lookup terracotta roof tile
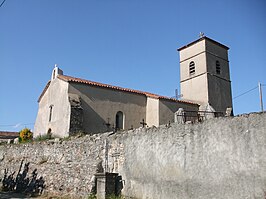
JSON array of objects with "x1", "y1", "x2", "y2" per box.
[
  {"x1": 37, "y1": 74, "x2": 198, "y2": 106},
  {"x1": 58, "y1": 75, "x2": 198, "y2": 105},
  {"x1": 38, "y1": 81, "x2": 51, "y2": 102},
  {"x1": 0, "y1": 131, "x2": 19, "y2": 139}
]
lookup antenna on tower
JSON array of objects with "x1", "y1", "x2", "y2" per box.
[
  {"x1": 174, "y1": 88, "x2": 183, "y2": 99},
  {"x1": 259, "y1": 82, "x2": 264, "y2": 112},
  {"x1": 175, "y1": 88, "x2": 178, "y2": 99}
]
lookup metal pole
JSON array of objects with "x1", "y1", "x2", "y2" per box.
[{"x1": 259, "y1": 82, "x2": 264, "y2": 112}]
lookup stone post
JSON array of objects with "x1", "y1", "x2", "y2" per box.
[
  {"x1": 175, "y1": 108, "x2": 185, "y2": 124},
  {"x1": 95, "y1": 172, "x2": 118, "y2": 199}
]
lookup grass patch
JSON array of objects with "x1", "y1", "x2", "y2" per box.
[
  {"x1": 34, "y1": 134, "x2": 53, "y2": 142},
  {"x1": 88, "y1": 194, "x2": 124, "y2": 199},
  {"x1": 88, "y1": 194, "x2": 96, "y2": 199}
]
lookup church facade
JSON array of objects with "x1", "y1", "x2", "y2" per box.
[{"x1": 34, "y1": 36, "x2": 232, "y2": 138}]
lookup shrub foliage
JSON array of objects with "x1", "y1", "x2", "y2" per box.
[{"x1": 19, "y1": 128, "x2": 33, "y2": 142}]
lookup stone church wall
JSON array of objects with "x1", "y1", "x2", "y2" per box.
[
  {"x1": 1, "y1": 112, "x2": 266, "y2": 199},
  {"x1": 69, "y1": 93, "x2": 83, "y2": 134}
]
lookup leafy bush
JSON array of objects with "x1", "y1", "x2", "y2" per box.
[{"x1": 19, "y1": 128, "x2": 33, "y2": 143}]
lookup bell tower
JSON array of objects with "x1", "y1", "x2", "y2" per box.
[{"x1": 178, "y1": 36, "x2": 233, "y2": 113}]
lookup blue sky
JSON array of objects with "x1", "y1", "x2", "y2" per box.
[{"x1": 0, "y1": 0, "x2": 265, "y2": 132}]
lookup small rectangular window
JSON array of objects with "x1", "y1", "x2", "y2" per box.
[{"x1": 49, "y1": 105, "x2": 53, "y2": 122}]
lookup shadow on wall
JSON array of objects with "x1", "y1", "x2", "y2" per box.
[
  {"x1": 0, "y1": 160, "x2": 45, "y2": 197},
  {"x1": 115, "y1": 175, "x2": 124, "y2": 196},
  {"x1": 91, "y1": 173, "x2": 124, "y2": 198},
  {"x1": 81, "y1": 98, "x2": 110, "y2": 133},
  {"x1": 90, "y1": 161, "x2": 124, "y2": 197}
]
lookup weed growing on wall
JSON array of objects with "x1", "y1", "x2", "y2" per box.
[
  {"x1": 107, "y1": 194, "x2": 124, "y2": 199},
  {"x1": 88, "y1": 194, "x2": 125, "y2": 199},
  {"x1": 88, "y1": 194, "x2": 96, "y2": 199},
  {"x1": 19, "y1": 128, "x2": 33, "y2": 143},
  {"x1": 34, "y1": 134, "x2": 53, "y2": 141}
]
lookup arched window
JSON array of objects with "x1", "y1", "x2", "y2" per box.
[
  {"x1": 189, "y1": 61, "x2": 195, "y2": 75},
  {"x1": 216, "y1": 60, "x2": 221, "y2": 74},
  {"x1": 115, "y1": 111, "x2": 124, "y2": 130}
]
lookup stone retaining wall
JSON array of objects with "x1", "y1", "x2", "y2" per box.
[{"x1": 0, "y1": 112, "x2": 266, "y2": 199}]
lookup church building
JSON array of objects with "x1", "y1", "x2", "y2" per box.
[{"x1": 34, "y1": 36, "x2": 232, "y2": 138}]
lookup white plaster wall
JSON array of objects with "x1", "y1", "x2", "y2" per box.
[
  {"x1": 146, "y1": 97, "x2": 159, "y2": 127},
  {"x1": 207, "y1": 74, "x2": 233, "y2": 112},
  {"x1": 205, "y1": 39, "x2": 230, "y2": 82},
  {"x1": 179, "y1": 39, "x2": 208, "y2": 105},
  {"x1": 159, "y1": 99, "x2": 199, "y2": 125},
  {"x1": 206, "y1": 54, "x2": 230, "y2": 80},
  {"x1": 179, "y1": 39, "x2": 205, "y2": 62},
  {"x1": 116, "y1": 113, "x2": 266, "y2": 199},
  {"x1": 68, "y1": 83, "x2": 147, "y2": 133},
  {"x1": 205, "y1": 40, "x2": 232, "y2": 112},
  {"x1": 205, "y1": 39, "x2": 228, "y2": 60},
  {"x1": 180, "y1": 53, "x2": 207, "y2": 82},
  {"x1": 34, "y1": 79, "x2": 70, "y2": 138},
  {"x1": 180, "y1": 74, "x2": 209, "y2": 105}
]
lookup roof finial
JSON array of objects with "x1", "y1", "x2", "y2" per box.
[
  {"x1": 199, "y1": 32, "x2": 205, "y2": 38},
  {"x1": 54, "y1": 64, "x2": 58, "y2": 68}
]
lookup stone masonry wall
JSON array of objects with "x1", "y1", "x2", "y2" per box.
[{"x1": 0, "y1": 112, "x2": 266, "y2": 199}]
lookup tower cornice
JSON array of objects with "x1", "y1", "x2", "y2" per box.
[{"x1": 178, "y1": 36, "x2": 229, "y2": 51}]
